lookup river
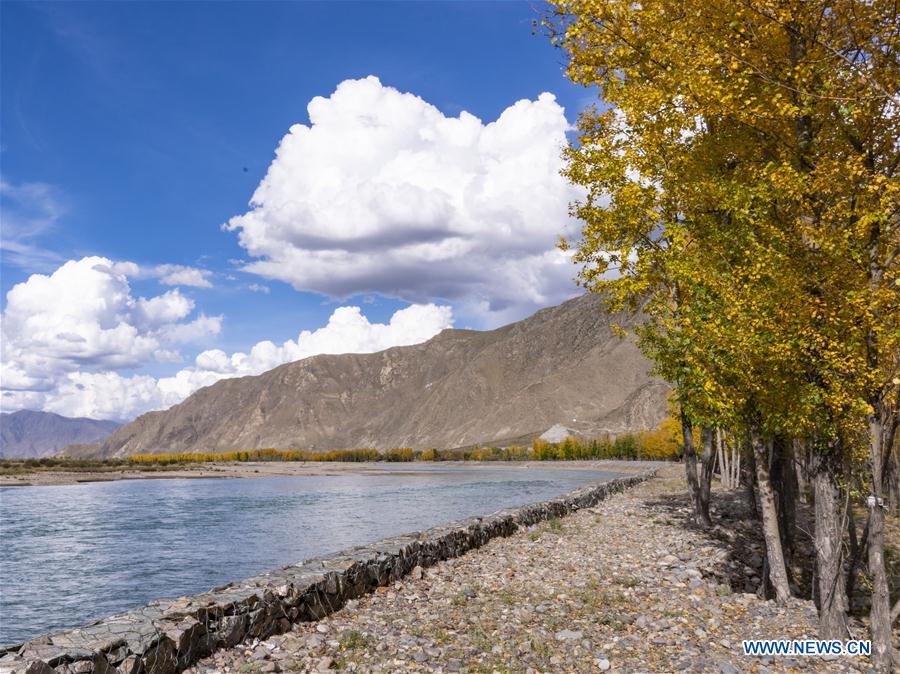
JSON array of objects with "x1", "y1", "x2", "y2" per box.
[{"x1": 0, "y1": 463, "x2": 623, "y2": 645}]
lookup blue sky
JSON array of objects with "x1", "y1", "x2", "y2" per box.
[{"x1": 1, "y1": 1, "x2": 594, "y2": 420}]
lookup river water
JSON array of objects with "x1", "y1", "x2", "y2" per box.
[{"x1": 0, "y1": 463, "x2": 622, "y2": 645}]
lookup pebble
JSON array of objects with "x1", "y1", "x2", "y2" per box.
[{"x1": 183, "y1": 465, "x2": 879, "y2": 674}]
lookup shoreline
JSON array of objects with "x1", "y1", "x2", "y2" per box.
[
  {"x1": 184, "y1": 464, "x2": 876, "y2": 674},
  {"x1": 4, "y1": 465, "x2": 893, "y2": 673},
  {"x1": 0, "y1": 459, "x2": 659, "y2": 488},
  {"x1": 1, "y1": 470, "x2": 654, "y2": 673}
]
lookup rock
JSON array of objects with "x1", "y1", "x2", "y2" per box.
[
  {"x1": 555, "y1": 630, "x2": 583, "y2": 641},
  {"x1": 305, "y1": 634, "x2": 325, "y2": 650},
  {"x1": 411, "y1": 566, "x2": 424, "y2": 580},
  {"x1": 540, "y1": 424, "x2": 574, "y2": 443},
  {"x1": 315, "y1": 656, "x2": 333, "y2": 672},
  {"x1": 24, "y1": 663, "x2": 55, "y2": 674},
  {"x1": 598, "y1": 658, "x2": 611, "y2": 671}
]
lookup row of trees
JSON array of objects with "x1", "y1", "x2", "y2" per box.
[
  {"x1": 545, "y1": 0, "x2": 897, "y2": 669},
  {"x1": 125, "y1": 429, "x2": 681, "y2": 465}
]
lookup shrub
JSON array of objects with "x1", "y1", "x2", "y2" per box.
[{"x1": 383, "y1": 447, "x2": 415, "y2": 462}]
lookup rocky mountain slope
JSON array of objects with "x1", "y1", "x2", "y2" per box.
[
  {"x1": 0, "y1": 410, "x2": 121, "y2": 459},
  {"x1": 97, "y1": 294, "x2": 669, "y2": 457}
]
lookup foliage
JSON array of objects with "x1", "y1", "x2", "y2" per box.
[
  {"x1": 544, "y1": 0, "x2": 898, "y2": 446},
  {"x1": 637, "y1": 415, "x2": 683, "y2": 460},
  {"x1": 127, "y1": 447, "x2": 382, "y2": 464},
  {"x1": 543, "y1": 0, "x2": 898, "y2": 662},
  {"x1": 122, "y1": 425, "x2": 680, "y2": 465}
]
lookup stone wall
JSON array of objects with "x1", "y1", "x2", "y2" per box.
[{"x1": 1, "y1": 471, "x2": 654, "y2": 674}]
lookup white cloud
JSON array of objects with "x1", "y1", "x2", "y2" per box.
[
  {"x1": 0, "y1": 257, "x2": 221, "y2": 397},
  {"x1": 0, "y1": 180, "x2": 66, "y2": 271},
  {"x1": 157, "y1": 314, "x2": 224, "y2": 344},
  {"x1": 153, "y1": 302, "x2": 453, "y2": 404},
  {"x1": 225, "y1": 76, "x2": 583, "y2": 326},
  {"x1": 134, "y1": 290, "x2": 194, "y2": 327},
  {"x1": 247, "y1": 283, "x2": 270, "y2": 294},
  {"x1": 112, "y1": 261, "x2": 214, "y2": 288},
  {"x1": 1, "y1": 278, "x2": 452, "y2": 421},
  {"x1": 9, "y1": 372, "x2": 169, "y2": 422},
  {"x1": 155, "y1": 265, "x2": 214, "y2": 288}
]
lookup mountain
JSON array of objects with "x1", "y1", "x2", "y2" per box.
[
  {"x1": 0, "y1": 410, "x2": 121, "y2": 459},
  {"x1": 97, "y1": 294, "x2": 669, "y2": 457}
]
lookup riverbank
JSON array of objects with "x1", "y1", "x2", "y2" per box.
[
  {"x1": 1, "y1": 470, "x2": 652, "y2": 673},
  {"x1": 0, "y1": 459, "x2": 656, "y2": 487},
  {"x1": 185, "y1": 464, "x2": 883, "y2": 674},
  {"x1": 6, "y1": 465, "x2": 893, "y2": 673}
]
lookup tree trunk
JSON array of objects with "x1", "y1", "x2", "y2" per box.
[
  {"x1": 772, "y1": 436, "x2": 797, "y2": 563},
  {"x1": 811, "y1": 449, "x2": 849, "y2": 640},
  {"x1": 745, "y1": 436, "x2": 759, "y2": 519},
  {"x1": 885, "y1": 446, "x2": 900, "y2": 516},
  {"x1": 867, "y1": 412, "x2": 894, "y2": 672},
  {"x1": 717, "y1": 428, "x2": 728, "y2": 487},
  {"x1": 681, "y1": 410, "x2": 711, "y2": 526},
  {"x1": 784, "y1": 440, "x2": 798, "y2": 556},
  {"x1": 862, "y1": 179, "x2": 898, "y2": 671},
  {"x1": 732, "y1": 433, "x2": 742, "y2": 489},
  {"x1": 750, "y1": 426, "x2": 792, "y2": 603},
  {"x1": 846, "y1": 508, "x2": 868, "y2": 604},
  {"x1": 793, "y1": 438, "x2": 809, "y2": 504},
  {"x1": 699, "y1": 426, "x2": 715, "y2": 525}
]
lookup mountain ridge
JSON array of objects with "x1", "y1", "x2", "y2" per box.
[
  {"x1": 96, "y1": 294, "x2": 669, "y2": 457},
  {"x1": 1, "y1": 410, "x2": 121, "y2": 459}
]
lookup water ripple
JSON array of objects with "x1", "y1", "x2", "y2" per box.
[{"x1": 0, "y1": 464, "x2": 618, "y2": 644}]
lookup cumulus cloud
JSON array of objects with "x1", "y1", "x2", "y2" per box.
[
  {"x1": 225, "y1": 76, "x2": 584, "y2": 326},
  {"x1": 1, "y1": 263, "x2": 453, "y2": 420},
  {"x1": 152, "y1": 302, "x2": 453, "y2": 405},
  {"x1": 7, "y1": 372, "x2": 169, "y2": 422},
  {"x1": 0, "y1": 257, "x2": 222, "y2": 396}
]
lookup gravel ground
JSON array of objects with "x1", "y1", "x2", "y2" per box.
[{"x1": 186, "y1": 465, "x2": 881, "y2": 674}]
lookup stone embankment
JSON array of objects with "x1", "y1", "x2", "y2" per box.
[
  {"x1": 1, "y1": 473, "x2": 652, "y2": 674},
  {"x1": 184, "y1": 466, "x2": 876, "y2": 674}
]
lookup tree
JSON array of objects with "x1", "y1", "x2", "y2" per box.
[{"x1": 545, "y1": 0, "x2": 898, "y2": 666}]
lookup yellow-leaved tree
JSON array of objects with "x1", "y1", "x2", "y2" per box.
[{"x1": 544, "y1": 0, "x2": 898, "y2": 667}]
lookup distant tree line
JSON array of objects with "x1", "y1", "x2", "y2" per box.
[{"x1": 125, "y1": 428, "x2": 682, "y2": 465}]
